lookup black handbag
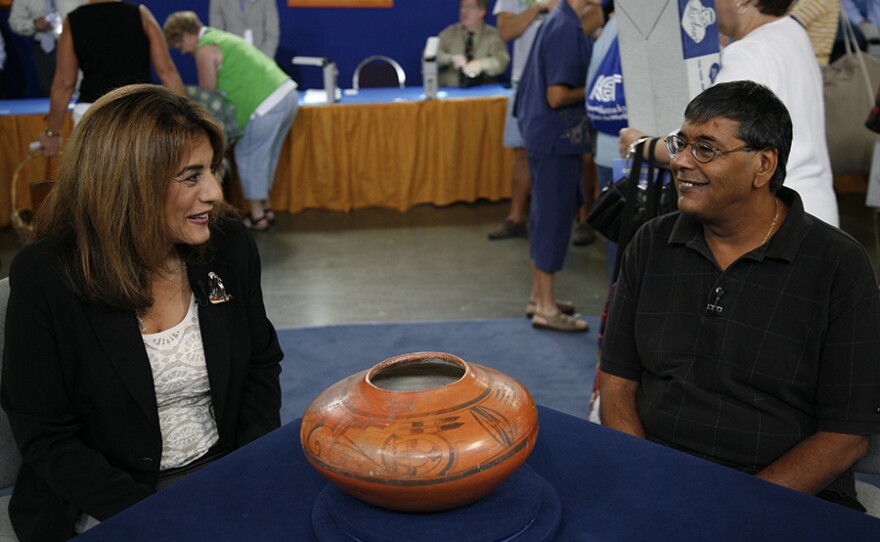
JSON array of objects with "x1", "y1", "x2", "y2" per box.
[{"x1": 587, "y1": 138, "x2": 677, "y2": 275}]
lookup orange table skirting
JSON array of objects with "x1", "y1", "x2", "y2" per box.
[{"x1": 0, "y1": 95, "x2": 513, "y2": 229}]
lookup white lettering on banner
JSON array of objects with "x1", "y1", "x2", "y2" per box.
[
  {"x1": 586, "y1": 103, "x2": 626, "y2": 120},
  {"x1": 589, "y1": 74, "x2": 623, "y2": 102}
]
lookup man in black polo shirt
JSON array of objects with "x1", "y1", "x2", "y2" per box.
[{"x1": 599, "y1": 80, "x2": 880, "y2": 511}]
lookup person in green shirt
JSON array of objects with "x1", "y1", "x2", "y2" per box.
[{"x1": 165, "y1": 11, "x2": 298, "y2": 231}]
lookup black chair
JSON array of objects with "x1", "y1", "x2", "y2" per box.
[
  {"x1": 352, "y1": 55, "x2": 406, "y2": 91},
  {"x1": 0, "y1": 277, "x2": 22, "y2": 541}
]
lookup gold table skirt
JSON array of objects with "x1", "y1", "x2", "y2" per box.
[{"x1": 0, "y1": 95, "x2": 514, "y2": 228}]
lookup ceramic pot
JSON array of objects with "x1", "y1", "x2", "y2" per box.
[{"x1": 300, "y1": 351, "x2": 539, "y2": 512}]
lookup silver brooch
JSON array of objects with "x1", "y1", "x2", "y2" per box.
[{"x1": 208, "y1": 272, "x2": 232, "y2": 304}]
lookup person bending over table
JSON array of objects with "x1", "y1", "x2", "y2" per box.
[
  {"x1": 437, "y1": 0, "x2": 511, "y2": 88},
  {"x1": 164, "y1": 10, "x2": 299, "y2": 232},
  {"x1": 599, "y1": 81, "x2": 880, "y2": 512},
  {"x1": 0, "y1": 84, "x2": 284, "y2": 542},
  {"x1": 38, "y1": 0, "x2": 185, "y2": 156}
]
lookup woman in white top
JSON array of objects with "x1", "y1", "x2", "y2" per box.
[{"x1": 1, "y1": 85, "x2": 283, "y2": 542}]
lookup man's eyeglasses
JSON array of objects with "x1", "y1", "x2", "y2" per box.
[{"x1": 665, "y1": 133, "x2": 754, "y2": 164}]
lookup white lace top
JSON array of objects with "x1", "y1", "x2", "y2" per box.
[{"x1": 142, "y1": 294, "x2": 219, "y2": 470}]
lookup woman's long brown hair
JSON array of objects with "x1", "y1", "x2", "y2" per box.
[{"x1": 33, "y1": 84, "x2": 226, "y2": 311}]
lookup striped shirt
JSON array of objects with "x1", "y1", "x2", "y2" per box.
[{"x1": 791, "y1": 0, "x2": 841, "y2": 65}]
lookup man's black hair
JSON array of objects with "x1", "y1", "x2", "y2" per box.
[{"x1": 683, "y1": 80, "x2": 792, "y2": 193}]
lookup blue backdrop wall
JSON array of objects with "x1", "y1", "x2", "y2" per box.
[{"x1": 1, "y1": 0, "x2": 503, "y2": 99}]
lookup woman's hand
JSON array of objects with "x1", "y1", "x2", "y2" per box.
[{"x1": 39, "y1": 131, "x2": 62, "y2": 156}]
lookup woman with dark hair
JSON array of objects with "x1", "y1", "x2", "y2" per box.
[{"x1": 1, "y1": 84, "x2": 283, "y2": 542}]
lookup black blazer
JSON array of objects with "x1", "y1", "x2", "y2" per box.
[{"x1": 0, "y1": 218, "x2": 283, "y2": 542}]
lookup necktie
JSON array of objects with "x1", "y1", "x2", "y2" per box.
[
  {"x1": 39, "y1": 0, "x2": 57, "y2": 54},
  {"x1": 465, "y1": 32, "x2": 474, "y2": 61}
]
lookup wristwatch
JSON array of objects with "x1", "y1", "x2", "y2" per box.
[{"x1": 626, "y1": 136, "x2": 652, "y2": 158}]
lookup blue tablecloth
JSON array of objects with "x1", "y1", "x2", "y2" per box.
[
  {"x1": 74, "y1": 406, "x2": 880, "y2": 541},
  {"x1": 0, "y1": 98, "x2": 59, "y2": 116},
  {"x1": 328, "y1": 84, "x2": 511, "y2": 105},
  {"x1": 0, "y1": 85, "x2": 511, "y2": 116}
]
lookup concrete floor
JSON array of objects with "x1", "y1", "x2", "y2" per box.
[
  {"x1": 0, "y1": 193, "x2": 876, "y2": 329},
  {"x1": 254, "y1": 200, "x2": 611, "y2": 328}
]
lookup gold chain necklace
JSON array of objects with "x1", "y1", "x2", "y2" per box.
[{"x1": 761, "y1": 198, "x2": 779, "y2": 246}]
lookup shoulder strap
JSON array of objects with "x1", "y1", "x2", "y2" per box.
[
  {"x1": 644, "y1": 137, "x2": 666, "y2": 220},
  {"x1": 613, "y1": 141, "x2": 646, "y2": 278}
]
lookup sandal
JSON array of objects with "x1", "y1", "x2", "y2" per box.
[
  {"x1": 531, "y1": 311, "x2": 589, "y2": 333},
  {"x1": 264, "y1": 207, "x2": 277, "y2": 225},
  {"x1": 526, "y1": 300, "x2": 576, "y2": 318},
  {"x1": 242, "y1": 213, "x2": 270, "y2": 232}
]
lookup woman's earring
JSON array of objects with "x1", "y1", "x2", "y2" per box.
[{"x1": 736, "y1": 0, "x2": 749, "y2": 14}]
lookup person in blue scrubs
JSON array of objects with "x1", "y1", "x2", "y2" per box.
[{"x1": 515, "y1": 0, "x2": 602, "y2": 332}]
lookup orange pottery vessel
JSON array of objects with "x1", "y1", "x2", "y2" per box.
[{"x1": 300, "y1": 351, "x2": 540, "y2": 512}]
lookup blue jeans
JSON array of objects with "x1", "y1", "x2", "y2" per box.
[{"x1": 235, "y1": 87, "x2": 299, "y2": 200}]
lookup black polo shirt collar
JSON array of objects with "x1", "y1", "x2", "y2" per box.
[{"x1": 667, "y1": 187, "x2": 813, "y2": 266}]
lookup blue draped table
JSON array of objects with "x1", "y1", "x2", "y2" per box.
[
  {"x1": 75, "y1": 406, "x2": 880, "y2": 541},
  {"x1": 0, "y1": 85, "x2": 514, "y2": 227},
  {"x1": 0, "y1": 85, "x2": 513, "y2": 115}
]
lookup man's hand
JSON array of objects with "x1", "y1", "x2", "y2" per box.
[
  {"x1": 452, "y1": 54, "x2": 468, "y2": 70},
  {"x1": 619, "y1": 127, "x2": 646, "y2": 158},
  {"x1": 463, "y1": 59, "x2": 483, "y2": 78},
  {"x1": 497, "y1": 0, "x2": 559, "y2": 42},
  {"x1": 756, "y1": 431, "x2": 869, "y2": 495},
  {"x1": 598, "y1": 371, "x2": 646, "y2": 438},
  {"x1": 33, "y1": 16, "x2": 51, "y2": 32}
]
